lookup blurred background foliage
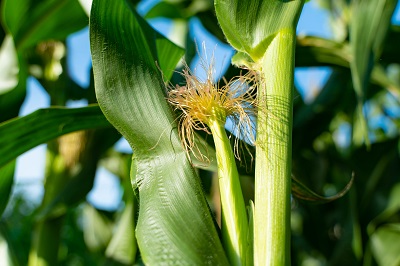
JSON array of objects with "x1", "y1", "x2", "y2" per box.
[{"x1": 1, "y1": 0, "x2": 400, "y2": 265}]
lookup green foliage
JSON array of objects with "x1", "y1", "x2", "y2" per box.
[
  {"x1": 90, "y1": 0, "x2": 228, "y2": 264},
  {"x1": 215, "y1": 0, "x2": 304, "y2": 60},
  {"x1": 0, "y1": 106, "x2": 111, "y2": 169},
  {"x1": 350, "y1": 0, "x2": 397, "y2": 146},
  {"x1": 2, "y1": 0, "x2": 87, "y2": 50},
  {"x1": 0, "y1": 160, "x2": 15, "y2": 216},
  {"x1": 0, "y1": 0, "x2": 400, "y2": 265}
]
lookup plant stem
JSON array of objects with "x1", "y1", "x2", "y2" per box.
[
  {"x1": 207, "y1": 108, "x2": 248, "y2": 266},
  {"x1": 28, "y1": 146, "x2": 67, "y2": 266},
  {"x1": 254, "y1": 28, "x2": 296, "y2": 266},
  {"x1": 28, "y1": 217, "x2": 64, "y2": 266}
]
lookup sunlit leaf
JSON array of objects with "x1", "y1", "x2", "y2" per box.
[
  {"x1": 215, "y1": 0, "x2": 304, "y2": 60},
  {"x1": 90, "y1": 0, "x2": 228, "y2": 264},
  {"x1": 0, "y1": 230, "x2": 14, "y2": 265},
  {"x1": 0, "y1": 35, "x2": 26, "y2": 122},
  {"x1": 105, "y1": 201, "x2": 137, "y2": 265},
  {"x1": 0, "y1": 36, "x2": 18, "y2": 95},
  {"x1": 370, "y1": 224, "x2": 400, "y2": 266},
  {"x1": 83, "y1": 204, "x2": 113, "y2": 252}
]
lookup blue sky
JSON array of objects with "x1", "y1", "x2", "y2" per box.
[{"x1": 12, "y1": 1, "x2": 400, "y2": 211}]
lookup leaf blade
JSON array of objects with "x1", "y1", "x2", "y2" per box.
[
  {"x1": 349, "y1": 0, "x2": 397, "y2": 146},
  {"x1": 0, "y1": 160, "x2": 15, "y2": 217},
  {"x1": 90, "y1": 0, "x2": 228, "y2": 264},
  {"x1": 0, "y1": 105, "x2": 111, "y2": 168},
  {"x1": 215, "y1": 0, "x2": 304, "y2": 60}
]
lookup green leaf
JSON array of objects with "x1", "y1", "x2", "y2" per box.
[
  {"x1": 0, "y1": 105, "x2": 111, "y2": 168},
  {"x1": 83, "y1": 204, "x2": 113, "y2": 252},
  {"x1": 155, "y1": 32, "x2": 185, "y2": 80},
  {"x1": 370, "y1": 224, "x2": 400, "y2": 266},
  {"x1": 291, "y1": 174, "x2": 354, "y2": 203},
  {"x1": 0, "y1": 35, "x2": 19, "y2": 95},
  {"x1": 295, "y1": 33, "x2": 400, "y2": 72},
  {"x1": 349, "y1": 0, "x2": 397, "y2": 146},
  {"x1": 144, "y1": 1, "x2": 185, "y2": 19},
  {"x1": 91, "y1": 149, "x2": 138, "y2": 265},
  {"x1": 2, "y1": 0, "x2": 87, "y2": 50},
  {"x1": 90, "y1": 0, "x2": 228, "y2": 264},
  {"x1": 0, "y1": 160, "x2": 15, "y2": 217},
  {"x1": 295, "y1": 36, "x2": 400, "y2": 97},
  {"x1": 215, "y1": 0, "x2": 304, "y2": 60},
  {"x1": 37, "y1": 127, "x2": 121, "y2": 220},
  {"x1": 231, "y1": 51, "x2": 256, "y2": 69},
  {"x1": 367, "y1": 183, "x2": 400, "y2": 234},
  {"x1": 246, "y1": 200, "x2": 254, "y2": 266},
  {"x1": 0, "y1": 35, "x2": 26, "y2": 122},
  {"x1": 0, "y1": 229, "x2": 14, "y2": 265},
  {"x1": 104, "y1": 201, "x2": 137, "y2": 265}
]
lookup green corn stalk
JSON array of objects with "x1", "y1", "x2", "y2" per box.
[
  {"x1": 215, "y1": 1, "x2": 304, "y2": 264},
  {"x1": 254, "y1": 27, "x2": 296, "y2": 266}
]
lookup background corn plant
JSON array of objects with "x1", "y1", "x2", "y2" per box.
[{"x1": 1, "y1": 0, "x2": 400, "y2": 265}]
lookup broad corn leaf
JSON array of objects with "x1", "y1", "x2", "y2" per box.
[
  {"x1": 0, "y1": 105, "x2": 111, "y2": 168},
  {"x1": 90, "y1": 0, "x2": 228, "y2": 264}
]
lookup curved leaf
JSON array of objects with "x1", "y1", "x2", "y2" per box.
[
  {"x1": 2, "y1": 0, "x2": 87, "y2": 50},
  {"x1": 296, "y1": 36, "x2": 400, "y2": 97},
  {"x1": 0, "y1": 105, "x2": 111, "y2": 168},
  {"x1": 90, "y1": 0, "x2": 228, "y2": 264},
  {"x1": 292, "y1": 173, "x2": 354, "y2": 203},
  {"x1": 215, "y1": 0, "x2": 304, "y2": 60}
]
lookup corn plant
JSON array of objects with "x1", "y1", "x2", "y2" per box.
[{"x1": 1, "y1": 0, "x2": 400, "y2": 265}]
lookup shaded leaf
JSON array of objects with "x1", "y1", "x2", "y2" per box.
[
  {"x1": 37, "y1": 127, "x2": 120, "y2": 220},
  {"x1": 292, "y1": 173, "x2": 354, "y2": 203},
  {"x1": 2, "y1": 0, "x2": 88, "y2": 50},
  {"x1": 0, "y1": 160, "x2": 15, "y2": 217},
  {"x1": 367, "y1": 183, "x2": 400, "y2": 234},
  {"x1": 0, "y1": 105, "x2": 111, "y2": 168},
  {"x1": 349, "y1": 0, "x2": 397, "y2": 145},
  {"x1": 295, "y1": 35, "x2": 400, "y2": 97},
  {"x1": 145, "y1": 1, "x2": 185, "y2": 19},
  {"x1": 215, "y1": 0, "x2": 304, "y2": 60}
]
